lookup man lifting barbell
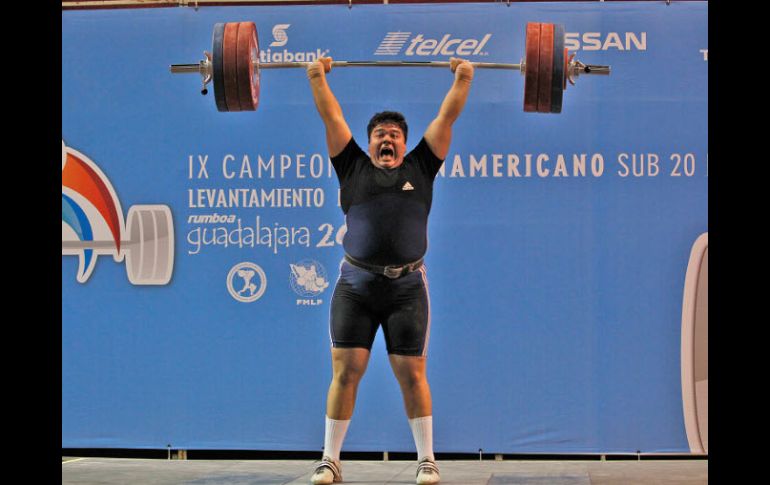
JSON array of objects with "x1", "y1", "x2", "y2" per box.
[
  {"x1": 305, "y1": 56, "x2": 473, "y2": 485},
  {"x1": 168, "y1": 21, "x2": 610, "y2": 484}
]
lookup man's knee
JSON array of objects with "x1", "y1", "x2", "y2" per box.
[
  {"x1": 391, "y1": 356, "x2": 428, "y2": 389},
  {"x1": 333, "y1": 362, "x2": 367, "y2": 387},
  {"x1": 333, "y1": 355, "x2": 367, "y2": 386},
  {"x1": 400, "y1": 370, "x2": 428, "y2": 389},
  {"x1": 331, "y1": 347, "x2": 370, "y2": 387}
]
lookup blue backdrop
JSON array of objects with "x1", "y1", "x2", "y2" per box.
[{"x1": 62, "y1": 1, "x2": 708, "y2": 453}]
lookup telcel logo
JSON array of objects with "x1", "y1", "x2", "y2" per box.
[{"x1": 375, "y1": 32, "x2": 492, "y2": 56}]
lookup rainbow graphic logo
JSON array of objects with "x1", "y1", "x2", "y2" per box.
[{"x1": 61, "y1": 140, "x2": 175, "y2": 285}]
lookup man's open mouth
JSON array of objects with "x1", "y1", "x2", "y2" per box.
[{"x1": 380, "y1": 147, "x2": 394, "y2": 158}]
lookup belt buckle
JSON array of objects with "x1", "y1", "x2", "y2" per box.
[{"x1": 383, "y1": 265, "x2": 404, "y2": 279}]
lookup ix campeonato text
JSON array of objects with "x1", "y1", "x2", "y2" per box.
[{"x1": 187, "y1": 152, "x2": 703, "y2": 181}]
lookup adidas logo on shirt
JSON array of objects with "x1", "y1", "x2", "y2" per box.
[{"x1": 402, "y1": 181, "x2": 415, "y2": 191}]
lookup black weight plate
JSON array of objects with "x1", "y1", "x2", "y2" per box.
[
  {"x1": 212, "y1": 23, "x2": 228, "y2": 112},
  {"x1": 550, "y1": 24, "x2": 565, "y2": 113}
]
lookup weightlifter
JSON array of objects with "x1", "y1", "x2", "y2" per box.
[{"x1": 305, "y1": 56, "x2": 474, "y2": 485}]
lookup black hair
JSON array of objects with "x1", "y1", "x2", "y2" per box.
[{"x1": 367, "y1": 111, "x2": 408, "y2": 143}]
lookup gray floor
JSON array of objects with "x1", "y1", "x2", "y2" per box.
[{"x1": 61, "y1": 457, "x2": 708, "y2": 485}]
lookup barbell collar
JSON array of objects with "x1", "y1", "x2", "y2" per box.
[
  {"x1": 569, "y1": 60, "x2": 611, "y2": 76},
  {"x1": 580, "y1": 64, "x2": 611, "y2": 75},
  {"x1": 170, "y1": 64, "x2": 202, "y2": 73}
]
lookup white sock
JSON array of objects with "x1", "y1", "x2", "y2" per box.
[
  {"x1": 409, "y1": 416, "x2": 435, "y2": 462},
  {"x1": 323, "y1": 416, "x2": 350, "y2": 462}
]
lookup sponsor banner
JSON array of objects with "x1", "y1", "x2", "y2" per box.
[{"x1": 63, "y1": 2, "x2": 707, "y2": 453}]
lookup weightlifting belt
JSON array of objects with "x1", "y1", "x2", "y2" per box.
[{"x1": 344, "y1": 253, "x2": 424, "y2": 279}]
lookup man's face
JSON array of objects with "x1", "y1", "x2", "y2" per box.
[{"x1": 368, "y1": 122, "x2": 407, "y2": 169}]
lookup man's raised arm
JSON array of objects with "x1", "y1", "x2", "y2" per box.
[
  {"x1": 424, "y1": 58, "x2": 475, "y2": 160},
  {"x1": 307, "y1": 57, "x2": 353, "y2": 158}
]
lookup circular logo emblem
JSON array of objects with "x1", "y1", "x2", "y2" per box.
[
  {"x1": 289, "y1": 259, "x2": 330, "y2": 297},
  {"x1": 227, "y1": 262, "x2": 267, "y2": 303}
]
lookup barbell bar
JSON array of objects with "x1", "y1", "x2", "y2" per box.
[
  {"x1": 172, "y1": 59, "x2": 609, "y2": 73},
  {"x1": 173, "y1": 60, "x2": 521, "y2": 71},
  {"x1": 169, "y1": 21, "x2": 610, "y2": 114}
]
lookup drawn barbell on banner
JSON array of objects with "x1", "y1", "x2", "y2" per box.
[
  {"x1": 169, "y1": 21, "x2": 610, "y2": 114},
  {"x1": 62, "y1": 206, "x2": 174, "y2": 285},
  {"x1": 62, "y1": 140, "x2": 175, "y2": 285}
]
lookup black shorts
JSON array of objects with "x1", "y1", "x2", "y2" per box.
[{"x1": 329, "y1": 260, "x2": 431, "y2": 357}]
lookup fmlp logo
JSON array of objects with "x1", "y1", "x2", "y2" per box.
[
  {"x1": 290, "y1": 259, "x2": 329, "y2": 306},
  {"x1": 375, "y1": 32, "x2": 492, "y2": 57}
]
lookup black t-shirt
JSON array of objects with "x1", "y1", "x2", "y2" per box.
[{"x1": 331, "y1": 137, "x2": 444, "y2": 266}]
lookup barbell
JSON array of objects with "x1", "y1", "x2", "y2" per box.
[{"x1": 170, "y1": 21, "x2": 610, "y2": 114}]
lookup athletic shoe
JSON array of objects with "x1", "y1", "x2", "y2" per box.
[
  {"x1": 416, "y1": 457, "x2": 440, "y2": 484},
  {"x1": 310, "y1": 455, "x2": 343, "y2": 484}
]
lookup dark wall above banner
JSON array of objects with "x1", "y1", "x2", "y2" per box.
[{"x1": 61, "y1": 1, "x2": 705, "y2": 11}]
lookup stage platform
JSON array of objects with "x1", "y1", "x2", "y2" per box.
[{"x1": 62, "y1": 457, "x2": 708, "y2": 484}]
